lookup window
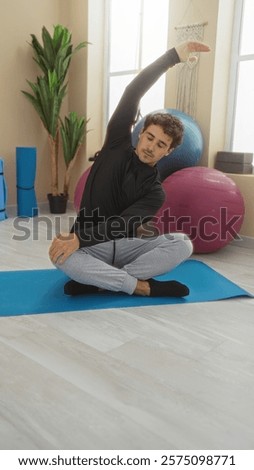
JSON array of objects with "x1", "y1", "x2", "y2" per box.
[
  {"x1": 230, "y1": 0, "x2": 254, "y2": 154},
  {"x1": 105, "y1": 0, "x2": 170, "y2": 125}
]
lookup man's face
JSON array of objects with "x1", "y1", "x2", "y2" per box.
[{"x1": 135, "y1": 124, "x2": 173, "y2": 166}]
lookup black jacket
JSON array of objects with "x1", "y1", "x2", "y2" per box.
[{"x1": 72, "y1": 48, "x2": 180, "y2": 247}]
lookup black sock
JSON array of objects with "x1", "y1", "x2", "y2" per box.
[
  {"x1": 64, "y1": 280, "x2": 99, "y2": 296},
  {"x1": 148, "y1": 279, "x2": 189, "y2": 297}
]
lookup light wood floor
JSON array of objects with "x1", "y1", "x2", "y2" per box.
[{"x1": 0, "y1": 213, "x2": 254, "y2": 450}]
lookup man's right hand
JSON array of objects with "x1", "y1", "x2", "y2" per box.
[
  {"x1": 175, "y1": 41, "x2": 211, "y2": 62},
  {"x1": 136, "y1": 223, "x2": 159, "y2": 238}
]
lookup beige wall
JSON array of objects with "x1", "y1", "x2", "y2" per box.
[
  {"x1": 0, "y1": 0, "x2": 60, "y2": 205},
  {"x1": 0, "y1": 0, "x2": 89, "y2": 206},
  {"x1": 59, "y1": 0, "x2": 90, "y2": 198},
  {"x1": 165, "y1": 0, "x2": 218, "y2": 166},
  {"x1": 227, "y1": 174, "x2": 254, "y2": 238},
  {"x1": 165, "y1": 0, "x2": 235, "y2": 168}
]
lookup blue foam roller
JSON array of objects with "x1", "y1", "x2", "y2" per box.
[
  {"x1": 0, "y1": 158, "x2": 7, "y2": 220},
  {"x1": 16, "y1": 147, "x2": 38, "y2": 217}
]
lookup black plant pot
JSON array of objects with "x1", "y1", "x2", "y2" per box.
[{"x1": 47, "y1": 193, "x2": 68, "y2": 214}]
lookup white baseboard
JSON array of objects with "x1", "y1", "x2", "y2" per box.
[
  {"x1": 231, "y1": 235, "x2": 254, "y2": 249},
  {"x1": 6, "y1": 200, "x2": 75, "y2": 218}
]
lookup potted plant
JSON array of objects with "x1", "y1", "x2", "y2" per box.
[{"x1": 22, "y1": 24, "x2": 89, "y2": 213}]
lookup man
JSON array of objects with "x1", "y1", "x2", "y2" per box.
[{"x1": 49, "y1": 41, "x2": 210, "y2": 297}]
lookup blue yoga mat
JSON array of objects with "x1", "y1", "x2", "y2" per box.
[
  {"x1": 0, "y1": 260, "x2": 252, "y2": 317},
  {"x1": 0, "y1": 158, "x2": 7, "y2": 221},
  {"x1": 16, "y1": 147, "x2": 38, "y2": 217}
]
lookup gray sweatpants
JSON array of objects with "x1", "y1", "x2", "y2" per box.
[{"x1": 55, "y1": 233, "x2": 193, "y2": 295}]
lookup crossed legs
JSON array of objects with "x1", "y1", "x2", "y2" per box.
[{"x1": 54, "y1": 233, "x2": 193, "y2": 296}]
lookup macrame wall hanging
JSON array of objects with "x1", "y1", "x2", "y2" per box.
[{"x1": 175, "y1": 1, "x2": 208, "y2": 118}]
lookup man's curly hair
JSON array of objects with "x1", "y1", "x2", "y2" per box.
[{"x1": 142, "y1": 112, "x2": 184, "y2": 149}]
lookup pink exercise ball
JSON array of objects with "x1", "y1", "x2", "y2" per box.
[
  {"x1": 154, "y1": 167, "x2": 245, "y2": 253},
  {"x1": 74, "y1": 166, "x2": 91, "y2": 211}
]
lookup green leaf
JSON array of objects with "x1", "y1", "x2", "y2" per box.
[
  {"x1": 21, "y1": 90, "x2": 47, "y2": 128},
  {"x1": 73, "y1": 41, "x2": 89, "y2": 52},
  {"x1": 42, "y1": 26, "x2": 56, "y2": 69},
  {"x1": 22, "y1": 24, "x2": 89, "y2": 144},
  {"x1": 60, "y1": 112, "x2": 88, "y2": 166}
]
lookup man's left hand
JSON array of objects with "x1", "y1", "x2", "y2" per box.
[{"x1": 49, "y1": 232, "x2": 80, "y2": 264}]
